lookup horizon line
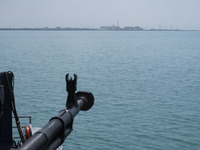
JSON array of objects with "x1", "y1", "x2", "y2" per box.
[{"x1": 0, "y1": 26, "x2": 198, "y2": 31}]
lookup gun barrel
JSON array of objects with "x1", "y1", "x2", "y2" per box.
[{"x1": 16, "y1": 91, "x2": 94, "y2": 150}]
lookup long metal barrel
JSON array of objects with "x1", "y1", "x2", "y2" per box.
[{"x1": 16, "y1": 92, "x2": 94, "y2": 150}]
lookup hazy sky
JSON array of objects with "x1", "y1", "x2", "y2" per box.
[{"x1": 0, "y1": 0, "x2": 200, "y2": 29}]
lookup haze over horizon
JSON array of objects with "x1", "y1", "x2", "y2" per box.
[{"x1": 0, "y1": 0, "x2": 200, "y2": 30}]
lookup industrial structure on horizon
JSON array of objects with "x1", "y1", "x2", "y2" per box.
[
  {"x1": 0, "y1": 25, "x2": 182, "y2": 31},
  {"x1": 100, "y1": 25, "x2": 143, "y2": 31}
]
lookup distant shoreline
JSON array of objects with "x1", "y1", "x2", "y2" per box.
[{"x1": 0, "y1": 27, "x2": 197, "y2": 31}]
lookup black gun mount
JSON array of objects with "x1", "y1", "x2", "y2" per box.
[{"x1": 0, "y1": 72, "x2": 94, "y2": 150}]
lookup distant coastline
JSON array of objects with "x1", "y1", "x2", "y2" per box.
[{"x1": 0, "y1": 26, "x2": 197, "y2": 31}]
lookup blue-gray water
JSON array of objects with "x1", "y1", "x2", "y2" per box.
[{"x1": 0, "y1": 31, "x2": 200, "y2": 150}]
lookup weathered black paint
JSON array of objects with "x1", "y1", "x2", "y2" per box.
[{"x1": 0, "y1": 72, "x2": 14, "y2": 149}]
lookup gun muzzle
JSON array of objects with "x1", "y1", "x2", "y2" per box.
[{"x1": 16, "y1": 91, "x2": 94, "y2": 150}]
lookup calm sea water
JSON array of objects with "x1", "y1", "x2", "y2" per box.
[{"x1": 0, "y1": 31, "x2": 200, "y2": 150}]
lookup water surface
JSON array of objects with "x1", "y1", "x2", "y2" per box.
[{"x1": 0, "y1": 31, "x2": 200, "y2": 150}]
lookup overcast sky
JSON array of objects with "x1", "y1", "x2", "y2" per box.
[{"x1": 0, "y1": 0, "x2": 200, "y2": 30}]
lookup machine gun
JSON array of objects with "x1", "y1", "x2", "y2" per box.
[{"x1": 0, "y1": 71, "x2": 94, "y2": 150}]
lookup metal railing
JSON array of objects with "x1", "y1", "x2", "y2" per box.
[{"x1": 12, "y1": 116, "x2": 31, "y2": 139}]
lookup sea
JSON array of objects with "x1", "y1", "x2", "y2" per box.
[{"x1": 0, "y1": 30, "x2": 200, "y2": 150}]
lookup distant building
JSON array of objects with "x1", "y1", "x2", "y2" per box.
[
  {"x1": 134, "y1": 26, "x2": 143, "y2": 31},
  {"x1": 124, "y1": 26, "x2": 143, "y2": 31},
  {"x1": 100, "y1": 25, "x2": 120, "y2": 31},
  {"x1": 124, "y1": 27, "x2": 135, "y2": 31},
  {"x1": 110, "y1": 25, "x2": 119, "y2": 30},
  {"x1": 100, "y1": 26, "x2": 110, "y2": 30},
  {"x1": 56, "y1": 27, "x2": 62, "y2": 29},
  {"x1": 100, "y1": 25, "x2": 143, "y2": 31}
]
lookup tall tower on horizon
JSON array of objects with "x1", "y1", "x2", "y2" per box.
[{"x1": 117, "y1": 20, "x2": 119, "y2": 28}]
